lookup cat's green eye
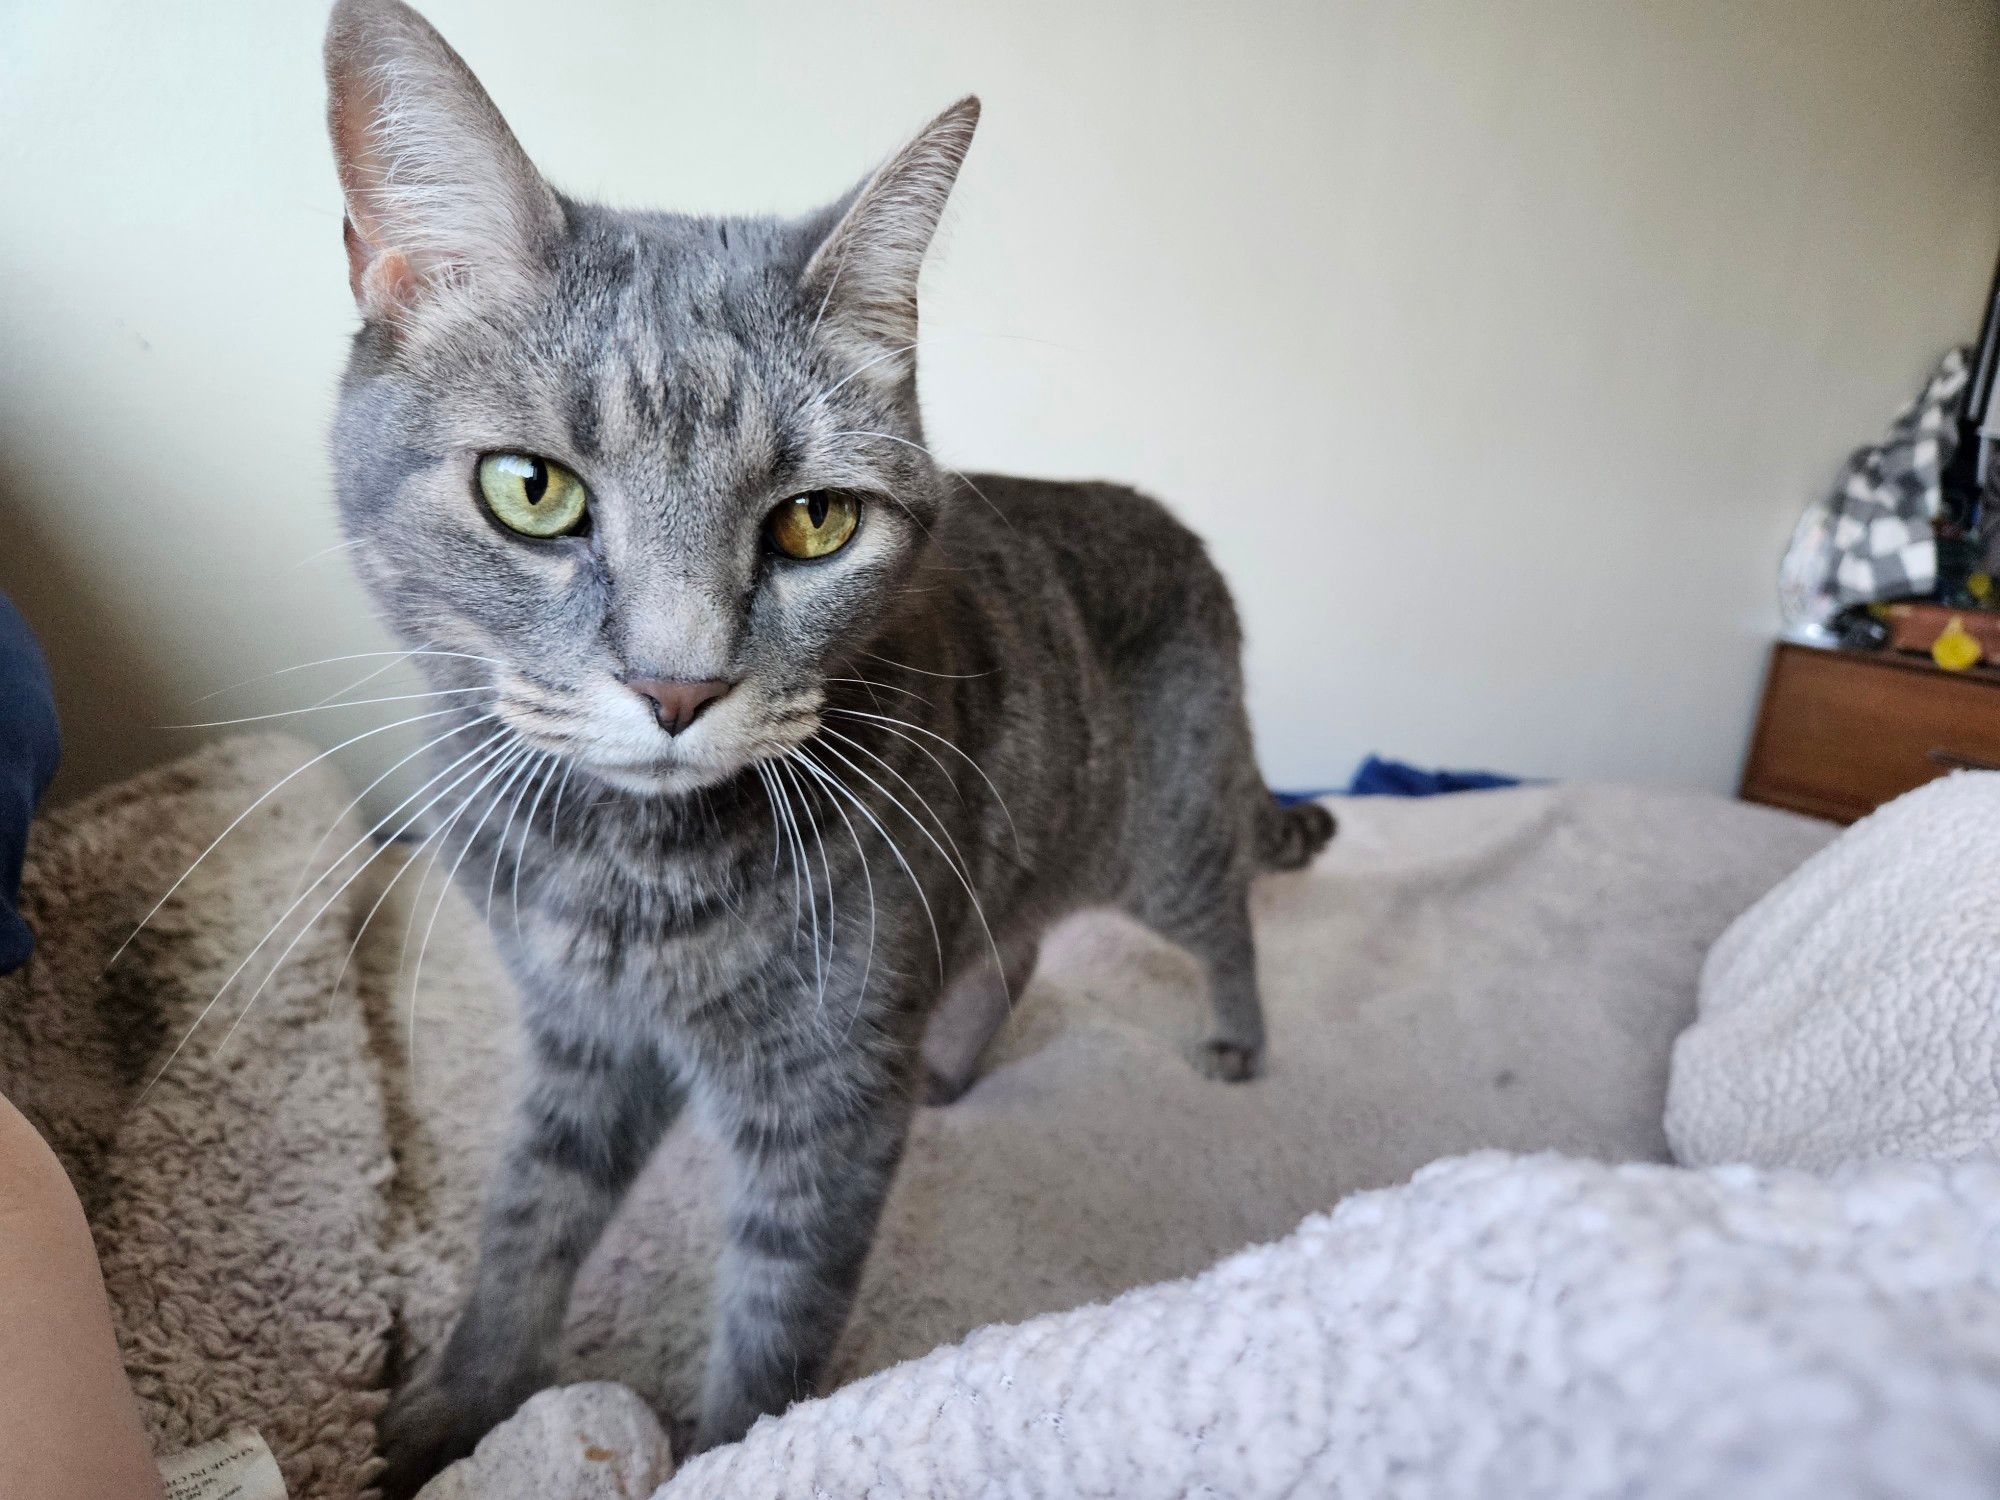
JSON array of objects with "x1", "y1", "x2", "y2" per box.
[
  {"x1": 477, "y1": 452, "x2": 589, "y2": 538},
  {"x1": 767, "y1": 490, "x2": 860, "y2": 560}
]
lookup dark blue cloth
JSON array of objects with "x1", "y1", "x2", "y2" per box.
[
  {"x1": 1276, "y1": 755, "x2": 1522, "y2": 804},
  {"x1": 0, "y1": 592, "x2": 59, "y2": 974},
  {"x1": 1345, "y1": 755, "x2": 1521, "y2": 797}
]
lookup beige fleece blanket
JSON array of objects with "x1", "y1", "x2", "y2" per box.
[{"x1": 0, "y1": 735, "x2": 1832, "y2": 1498}]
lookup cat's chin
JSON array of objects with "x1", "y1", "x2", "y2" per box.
[{"x1": 578, "y1": 755, "x2": 749, "y2": 800}]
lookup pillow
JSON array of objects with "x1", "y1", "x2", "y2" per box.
[{"x1": 1667, "y1": 771, "x2": 2000, "y2": 1171}]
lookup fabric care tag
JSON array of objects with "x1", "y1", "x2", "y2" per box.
[{"x1": 158, "y1": 1430, "x2": 289, "y2": 1500}]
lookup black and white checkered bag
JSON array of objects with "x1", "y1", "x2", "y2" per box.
[{"x1": 1780, "y1": 348, "x2": 1969, "y2": 628}]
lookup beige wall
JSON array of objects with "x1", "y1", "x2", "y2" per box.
[{"x1": 4, "y1": 0, "x2": 1999, "y2": 811}]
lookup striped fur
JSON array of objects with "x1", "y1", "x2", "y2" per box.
[{"x1": 322, "y1": 4, "x2": 1325, "y2": 1492}]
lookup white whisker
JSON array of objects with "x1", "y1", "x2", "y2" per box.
[
  {"x1": 818, "y1": 724, "x2": 974, "y2": 889},
  {"x1": 856, "y1": 649, "x2": 992, "y2": 681},
  {"x1": 826, "y1": 706, "x2": 1020, "y2": 854},
  {"x1": 228, "y1": 735, "x2": 519, "y2": 1057},
  {"x1": 767, "y1": 757, "x2": 817, "y2": 992},
  {"x1": 814, "y1": 734, "x2": 1005, "y2": 987},
  {"x1": 105, "y1": 706, "x2": 477, "y2": 973},
  {"x1": 289, "y1": 713, "x2": 500, "y2": 900},
  {"x1": 509, "y1": 755, "x2": 562, "y2": 937},
  {"x1": 189, "y1": 649, "x2": 501, "y2": 706},
  {"x1": 409, "y1": 745, "x2": 536, "y2": 1081},
  {"x1": 826, "y1": 429, "x2": 1013, "y2": 530},
  {"x1": 792, "y1": 746, "x2": 943, "y2": 983},
  {"x1": 483, "y1": 747, "x2": 546, "y2": 922},
  {"x1": 779, "y1": 757, "x2": 834, "y2": 1009},
  {"x1": 166, "y1": 685, "x2": 489, "y2": 731},
  {"x1": 804, "y1": 342, "x2": 920, "y2": 412},
  {"x1": 139, "y1": 729, "x2": 511, "y2": 1099},
  {"x1": 825, "y1": 675, "x2": 930, "y2": 708},
  {"x1": 547, "y1": 758, "x2": 578, "y2": 844},
  {"x1": 795, "y1": 747, "x2": 877, "y2": 1014}
]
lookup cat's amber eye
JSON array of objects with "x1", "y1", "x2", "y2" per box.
[
  {"x1": 477, "y1": 452, "x2": 589, "y2": 538},
  {"x1": 767, "y1": 490, "x2": 860, "y2": 560}
]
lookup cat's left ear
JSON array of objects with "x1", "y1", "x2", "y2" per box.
[
  {"x1": 802, "y1": 96, "x2": 980, "y2": 377},
  {"x1": 325, "y1": 0, "x2": 564, "y2": 329}
]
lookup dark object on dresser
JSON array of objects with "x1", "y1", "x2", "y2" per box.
[{"x1": 1740, "y1": 641, "x2": 2000, "y2": 823}]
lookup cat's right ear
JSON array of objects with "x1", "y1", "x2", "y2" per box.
[
  {"x1": 324, "y1": 0, "x2": 563, "y2": 327},
  {"x1": 800, "y1": 97, "x2": 980, "y2": 379}
]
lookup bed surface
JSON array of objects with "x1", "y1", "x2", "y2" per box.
[{"x1": 0, "y1": 735, "x2": 1833, "y2": 1497}]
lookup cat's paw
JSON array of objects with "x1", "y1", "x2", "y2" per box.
[
  {"x1": 1192, "y1": 1038, "x2": 1261, "y2": 1083},
  {"x1": 376, "y1": 1370, "x2": 511, "y2": 1500}
]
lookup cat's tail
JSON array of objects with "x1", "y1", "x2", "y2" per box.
[{"x1": 1255, "y1": 794, "x2": 1336, "y2": 871}]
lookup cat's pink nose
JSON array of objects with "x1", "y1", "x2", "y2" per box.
[{"x1": 629, "y1": 677, "x2": 732, "y2": 737}]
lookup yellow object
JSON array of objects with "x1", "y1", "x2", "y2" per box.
[
  {"x1": 1972, "y1": 572, "x2": 1995, "y2": 602},
  {"x1": 1933, "y1": 616, "x2": 1983, "y2": 671}
]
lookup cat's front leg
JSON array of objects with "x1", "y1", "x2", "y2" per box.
[
  {"x1": 693, "y1": 1040, "x2": 916, "y2": 1451},
  {"x1": 378, "y1": 1032, "x2": 684, "y2": 1498}
]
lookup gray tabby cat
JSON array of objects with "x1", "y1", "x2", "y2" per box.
[{"x1": 323, "y1": 1, "x2": 1333, "y2": 1491}]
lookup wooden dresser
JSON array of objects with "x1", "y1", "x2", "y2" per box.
[{"x1": 1740, "y1": 641, "x2": 2000, "y2": 823}]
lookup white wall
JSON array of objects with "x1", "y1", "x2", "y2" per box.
[{"x1": 4, "y1": 0, "x2": 1999, "y2": 809}]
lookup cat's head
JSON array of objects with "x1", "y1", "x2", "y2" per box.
[{"x1": 324, "y1": 0, "x2": 976, "y2": 795}]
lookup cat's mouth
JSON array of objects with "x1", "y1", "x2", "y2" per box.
[{"x1": 494, "y1": 682, "x2": 824, "y2": 799}]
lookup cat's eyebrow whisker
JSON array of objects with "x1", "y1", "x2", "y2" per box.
[
  {"x1": 825, "y1": 429, "x2": 1014, "y2": 532},
  {"x1": 793, "y1": 746, "x2": 932, "y2": 987},
  {"x1": 140, "y1": 729, "x2": 512, "y2": 1099},
  {"x1": 105, "y1": 705, "x2": 479, "y2": 974},
  {"x1": 802, "y1": 341, "x2": 921, "y2": 414},
  {"x1": 825, "y1": 706, "x2": 1020, "y2": 855},
  {"x1": 164, "y1": 685, "x2": 490, "y2": 730},
  {"x1": 805, "y1": 241, "x2": 851, "y2": 343}
]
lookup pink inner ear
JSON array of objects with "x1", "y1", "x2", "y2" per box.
[{"x1": 343, "y1": 215, "x2": 419, "y2": 317}]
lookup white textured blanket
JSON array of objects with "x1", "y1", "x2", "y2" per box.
[
  {"x1": 1667, "y1": 771, "x2": 2000, "y2": 1171},
  {"x1": 658, "y1": 1152, "x2": 2000, "y2": 1500}
]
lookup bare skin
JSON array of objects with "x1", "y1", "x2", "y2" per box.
[{"x1": 0, "y1": 1091, "x2": 163, "y2": 1500}]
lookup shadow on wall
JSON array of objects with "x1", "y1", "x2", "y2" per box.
[{"x1": 0, "y1": 470, "x2": 183, "y2": 808}]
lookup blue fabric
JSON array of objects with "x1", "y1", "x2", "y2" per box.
[
  {"x1": 0, "y1": 592, "x2": 59, "y2": 974},
  {"x1": 1346, "y1": 755, "x2": 1521, "y2": 798},
  {"x1": 1276, "y1": 755, "x2": 1522, "y2": 804}
]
